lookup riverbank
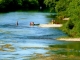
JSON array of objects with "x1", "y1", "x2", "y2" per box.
[
  {"x1": 30, "y1": 53, "x2": 80, "y2": 60},
  {"x1": 57, "y1": 38, "x2": 80, "y2": 41},
  {"x1": 38, "y1": 24, "x2": 80, "y2": 41}
]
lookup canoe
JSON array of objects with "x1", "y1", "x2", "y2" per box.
[{"x1": 39, "y1": 24, "x2": 62, "y2": 27}]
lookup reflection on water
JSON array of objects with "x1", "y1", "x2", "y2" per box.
[
  {"x1": 0, "y1": 12, "x2": 80, "y2": 60},
  {"x1": 49, "y1": 42, "x2": 80, "y2": 56}
]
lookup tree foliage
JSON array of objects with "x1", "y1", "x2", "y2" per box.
[
  {"x1": 0, "y1": 0, "x2": 80, "y2": 37},
  {"x1": 57, "y1": 0, "x2": 80, "y2": 37},
  {"x1": 44, "y1": 0, "x2": 58, "y2": 12},
  {"x1": 0, "y1": 0, "x2": 45, "y2": 12},
  {"x1": 44, "y1": 0, "x2": 80, "y2": 37}
]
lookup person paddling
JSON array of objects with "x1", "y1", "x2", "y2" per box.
[
  {"x1": 30, "y1": 22, "x2": 34, "y2": 26},
  {"x1": 51, "y1": 20, "x2": 55, "y2": 24},
  {"x1": 16, "y1": 21, "x2": 18, "y2": 26}
]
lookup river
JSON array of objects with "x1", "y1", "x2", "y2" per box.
[{"x1": 0, "y1": 12, "x2": 80, "y2": 60}]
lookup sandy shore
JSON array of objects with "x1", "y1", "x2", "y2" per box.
[
  {"x1": 39, "y1": 24, "x2": 62, "y2": 27},
  {"x1": 57, "y1": 38, "x2": 80, "y2": 41}
]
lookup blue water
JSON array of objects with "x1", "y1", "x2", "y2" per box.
[{"x1": 0, "y1": 12, "x2": 79, "y2": 60}]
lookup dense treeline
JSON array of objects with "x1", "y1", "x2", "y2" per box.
[
  {"x1": 44, "y1": 0, "x2": 80, "y2": 37},
  {"x1": 0, "y1": 0, "x2": 80, "y2": 37},
  {"x1": 0, "y1": 0, "x2": 46, "y2": 12}
]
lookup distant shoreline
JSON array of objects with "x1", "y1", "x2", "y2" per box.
[{"x1": 57, "y1": 38, "x2": 80, "y2": 41}]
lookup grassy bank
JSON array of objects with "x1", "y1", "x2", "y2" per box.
[{"x1": 30, "y1": 54, "x2": 80, "y2": 60}]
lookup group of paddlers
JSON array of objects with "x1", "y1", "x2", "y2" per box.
[
  {"x1": 16, "y1": 19, "x2": 55, "y2": 26},
  {"x1": 30, "y1": 20, "x2": 56, "y2": 26}
]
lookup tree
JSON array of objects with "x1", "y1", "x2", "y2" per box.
[
  {"x1": 58, "y1": 0, "x2": 80, "y2": 37},
  {"x1": 0, "y1": 0, "x2": 40, "y2": 11},
  {"x1": 44, "y1": 0, "x2": 59, "y2": 12}
]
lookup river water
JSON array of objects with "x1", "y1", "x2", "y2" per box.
[{"x1": 0, "y1": 12, "x2": 80, "y2": 60}]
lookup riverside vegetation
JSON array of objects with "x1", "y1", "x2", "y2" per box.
[
  {"x1": 44, "y1": 0, "x2": 80, "y2": 37},
  {"x1": 0, "y1": 0, "x2": 80, "y2": 60},
  {"x1": 0, "y1": 0, "x2": 80, "y2": 37},
  {"x1": 0, "y1": 0, "x2": 47, "y2": 12}
]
